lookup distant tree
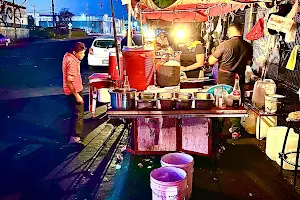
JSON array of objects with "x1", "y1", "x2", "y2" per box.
[
  {"x1": 58, "y1": 8, "x2": 74, "y2": 28},
  {"x1": 28, "y1": 15, "x2": 34, "y2": 28}
]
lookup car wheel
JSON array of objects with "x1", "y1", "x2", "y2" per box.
[{"x1": 5, "y1": 41, "x2": 9, "y2": 47}]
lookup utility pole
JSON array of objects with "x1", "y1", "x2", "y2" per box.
[
  {"x1": 52, "y1": 0, "x2": 55, "y2": 28},
  {"x1": 13, "y1": 0, "x2": 17, "y2": 40},
  {"x1": 86, "y1": 3, "x2": 88, "y2": 33},
  {"x1": 32, "y1": 5, "x2": 36, "y2": 26},
  {"x1": 99, "y1": 0, "x2": 103, "y2": 33}
]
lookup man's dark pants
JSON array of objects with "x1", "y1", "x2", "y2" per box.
[{"x1": 66, "y1": 91, "x2": 84, "y2": 138}]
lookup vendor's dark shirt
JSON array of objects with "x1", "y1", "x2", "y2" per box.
[
  {"x1": 212, "y1": 37, "x2": 252, "y2": 86},
  {"x1": 180, "y1": 44, "x2": 205, "y2": 78}
]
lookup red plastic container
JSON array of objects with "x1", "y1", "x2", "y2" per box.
[
  {"x1": 109, "y1": 52, "x2": 123, "y2": 81},
  {"x1": 122, "y1": 49, "x2": 155, "y2": 91}
]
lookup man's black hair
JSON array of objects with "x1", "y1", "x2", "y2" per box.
[{"x1": 229, "y1": 22, "x2": 244, "y2": 32}]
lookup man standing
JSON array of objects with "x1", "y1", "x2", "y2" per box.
[
  {"x1": 208, "y1": 22, "x2": 253, "y2": 138},
  {"x1": 62, "y1": 42, "x2": 86, "y2": 143}
]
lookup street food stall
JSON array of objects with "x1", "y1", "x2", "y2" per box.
[{"x1": 90, "y1": 1, "x2": 300, "y2": 186}]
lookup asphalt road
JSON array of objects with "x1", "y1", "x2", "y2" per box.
[
  {"x1": 0, "y1": 38, "x2": 117, "y2": 200},
  {"x1": 0, "y1": 38, "x2": 107, "y2": 100}
]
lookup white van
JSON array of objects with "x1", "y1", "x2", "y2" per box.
[{"x1": 88, "y1": 36, "x2": 121, "y2": 67}]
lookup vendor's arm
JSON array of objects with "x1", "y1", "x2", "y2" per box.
[
  {"x1": 181, "y1": 53, "x2": 205, "y2": 71},
  {"x1": 181, "y1": 44, "x2": 205, "y2": 71},
  {"x1": 208, "y1": 43, "x2": 225, "y2": 65}
]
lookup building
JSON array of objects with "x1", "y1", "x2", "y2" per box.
[
  {"x1": 30, "y1": 13, "x2": 126, "y2": 35},
  {"x1": 0, "y1": 0, "x2": 29, "y2": 39}
]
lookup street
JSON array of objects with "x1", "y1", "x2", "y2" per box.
[{"x1": 0, "y1": 38, "x2": 121, "y2": 200}]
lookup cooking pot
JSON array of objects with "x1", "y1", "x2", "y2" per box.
[
  {"x1": 156, "y1": 61, "x2": 180, "y2": 87},
  {"x1": 110, "y1": 88, "x2": 136, "y2": 110}
]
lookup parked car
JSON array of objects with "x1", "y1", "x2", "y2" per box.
[
  {"x1": 88, "y1": 36, "x2": 121, "y2": 67},
  {"x1": 0, "y1": 34, "x2": 11, "y2": 47}
]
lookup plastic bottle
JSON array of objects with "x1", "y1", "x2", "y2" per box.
[
  {"x1": 123, "y1": 76, "x2": 130, "y2": 91},
  {"x1": 232, "y1": 74, "x2": 241, "y2": 108}
]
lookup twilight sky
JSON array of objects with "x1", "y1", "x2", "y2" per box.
[{"x1": 14, "y1": 0, "x2": 127, "y2": 18}]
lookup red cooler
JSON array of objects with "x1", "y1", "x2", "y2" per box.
[
  {"x1": 109, "y1": 52, "x2": 123, "y2": 82},
  {"x1": 122, "y1": 49, "x2": 155, "y2": 91}
]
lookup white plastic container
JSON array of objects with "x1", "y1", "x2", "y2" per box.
[
  {"x1": 275, "y1": 131, "x2": 300, "y2": 170},
  {"x1": 98, "y1": 88, "x2": 110, "y2": 103},
  {"x1": 264, "y1": 94, "x2": 285, "y2": 114},
  {"x1": 256, "y1": 116, "x2": 277, "y2": 140},
  {"x1": 266, "y1": 126, "x2": 296, "y2": 161},
  {"x1": 150, "y1": 167, "x2": 187, "y2": 200},
  {"x1": 252, "y1": 79, "x2": 276, "y2": 109},
  {"x1": 161, "y1": 153, "x2": 194, "y2": 200}
]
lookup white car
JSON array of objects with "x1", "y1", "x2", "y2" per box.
[{"x1": 88, "y1": 36, "x2": 121, "y2": 67}]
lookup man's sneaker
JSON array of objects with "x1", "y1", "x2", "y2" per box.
[{"x1": 69, "y1": 137, "x2": 81, "y2": 144}]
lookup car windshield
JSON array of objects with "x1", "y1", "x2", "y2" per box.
[{"x1": 93, "y1": 40, "x2": 115, "y2": 48}]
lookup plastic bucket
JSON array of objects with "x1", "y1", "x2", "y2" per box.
[
  {"x1": 161, "y1": 153, "x2": 194, "y2": 199},
  {"x1": 150, "y1": 167, "x2": 187, "y2": 200},
  {"x1": 122, "y1": 49, "x2": 155, "y2": 91},
  {"x1": 109, "y1": 52, "x2": 123, "y2": 81}
]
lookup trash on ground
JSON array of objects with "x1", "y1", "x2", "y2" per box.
[
  {"x1": 116, "y1": 164, "x2": 122, "y2": 170},
  {"x1": 213, "y1": 178, "x2": 218, "y2": 181},
  {"x1": 121, "y1": 145, "x2": 126, "y2": 152},
  {"x1": 249, "y1": 193, "x2": 253, "y2": 197},
  {"x1": 138, "y1": 163, "x2": 143, "y2": 168},
  {"x1": 147, "y1": 166, "x2": 152, "y2": 169},
  {"x1": 116, "y1": 154, "x2": 123, "y2": 161},
  {"x1": 103, "y1": 177, "x2": 109, "y2": 182}
]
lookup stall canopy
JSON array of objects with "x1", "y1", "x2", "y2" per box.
[{"x1": 131, "y1": 0, "x2": 254, "y2": 22}]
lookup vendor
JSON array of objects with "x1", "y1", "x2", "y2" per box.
[
  {"x1": 179, "y1": 36, "x2": 205, "y2": 78},
  {"x1": 156, "y1": 32, "x2": 169, "y2": 49},
  {"x1": 207, "y1": 22, "x2": 253, "y2": 139},
  {"x1": 208, "y1": 22, "x2": 253, "y2": 89}
]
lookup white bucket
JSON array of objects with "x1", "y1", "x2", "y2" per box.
[
  {"x1": 97, "y1": 88, "x2": 110, "y2": 103},
  {"x1": 161, "y1": 153, "x2": 194, "y2": 199},
  {"x1": 150, "y1": 167, "x2": 187, "y2": 200}
]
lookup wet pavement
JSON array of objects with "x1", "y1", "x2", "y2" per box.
[{"x1": 106, "y1": 137, "x2": 300, "y2": 200}]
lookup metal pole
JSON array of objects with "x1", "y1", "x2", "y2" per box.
[
  {"x1": 52, "y1": 0, "x2": 55, "y2": 28},
  {"x1": 109, "y1": 0, "x2": 122, "y2": 86},
  {"x1": 32, "y1": 5, "x2": 36, "y2": 26},
  {"x1": 140, "y1": 14, "x2": 143, "y2": 45},
  {"x1": 127, "y1": 0, "x2": 132, "y2": 47},
  {"x1": 86, "y1": 3, "x2": 88, "y2": 33},
  {"x1": 13, "y1": 0, "x2": 17, "y2": 40}
]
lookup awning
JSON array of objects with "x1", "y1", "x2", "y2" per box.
[{"x1": 131, "y1": 0, "x2": 250, "y2": 22}]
